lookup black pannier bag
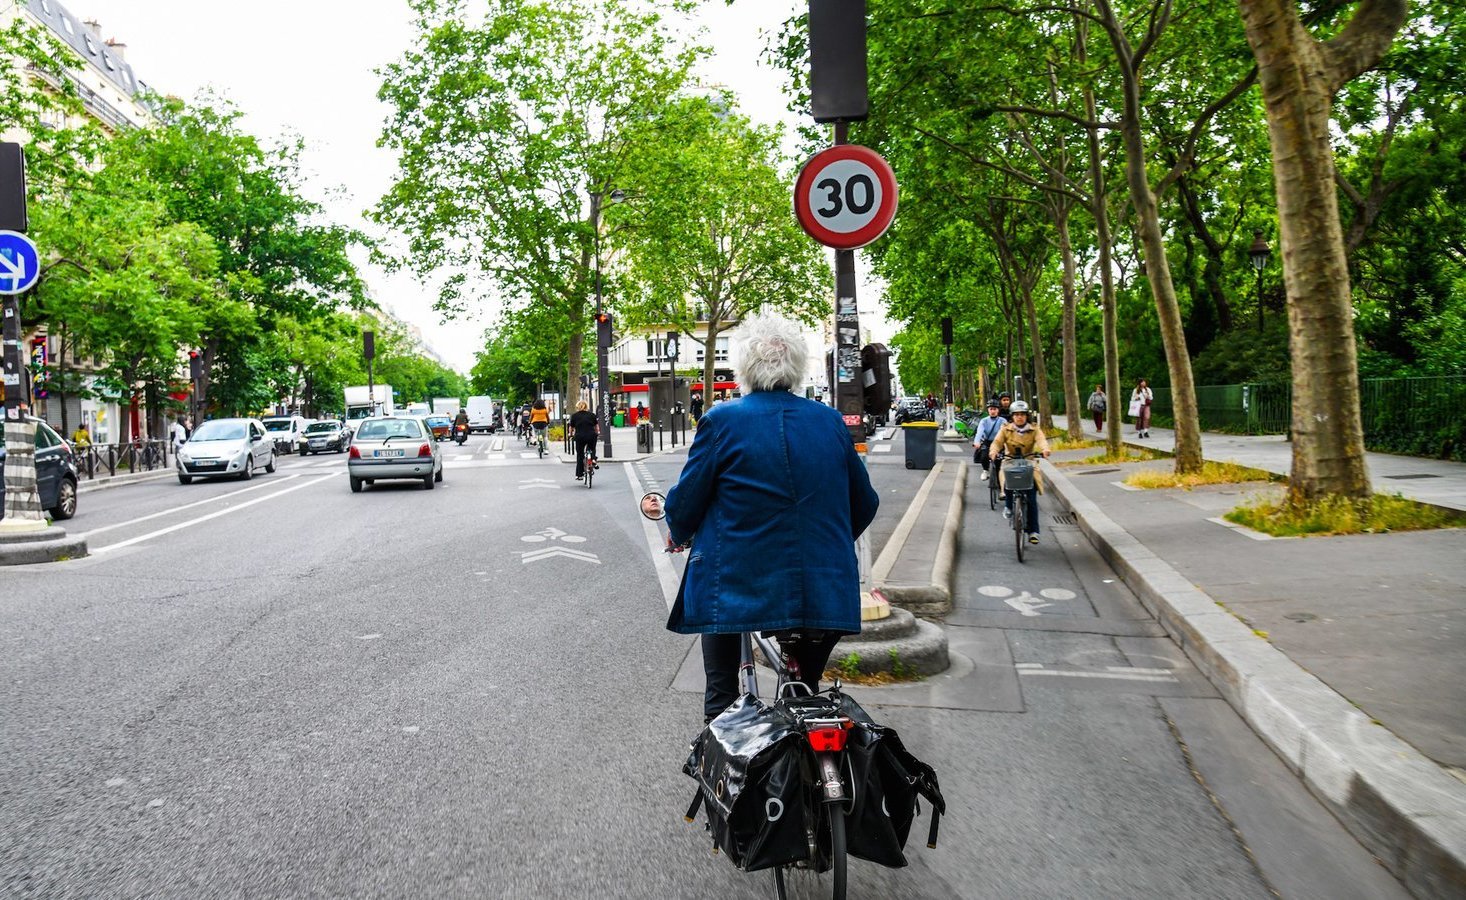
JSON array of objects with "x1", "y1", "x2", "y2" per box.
[
  {"x1": 683, "y1": 692, "x2": 946, "y2": 872},
  {"x1": 837, "y1": 694, "x2": 946, "y2": 868},
  {"x1": 683, "y1": 693, "x2": 811, "y2": 871}
]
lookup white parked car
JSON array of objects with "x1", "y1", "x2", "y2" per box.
[
  {"x1": 177, "y1": 418, "x2": 277, "y2": 484},
  {"x1": 261, "y1": 414, "x2": 311, "y2": 454},
  {"x1": 347, "y1": 416, "x2": 442, "y2": 492}
]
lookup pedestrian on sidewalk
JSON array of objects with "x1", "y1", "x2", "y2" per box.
[
  {"x1": 168, "y1": 416, "x2": 188, "y2": 454},
  {"x1": 1087, "y1": 384, "x2": 1107, "y2": 432},
  {"x1": 569, "y1": 400, "x2": 598, "y2": 480},
  {"x1": 972, "y1": 400, "x2": 1004, "y2": 478},
  {"x1": 663, "y1": 314, "x2": 879, "y2": 722},
  {"x1": 1129, "y1": 379, "x2": 1153, "y2": 438},
  {"x1": 690, "y1": 392, "x2": 703, "y2": 423}
]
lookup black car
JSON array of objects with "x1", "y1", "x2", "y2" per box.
[
  {"x1": 301, "y1": 420, "x2": 352, "y2": 455},
  {"x1": 893, "y1": 397, "x2": 934, "y2": 425},
  {"x1": 0, "y1": 419, "x2": 80, "y2": 521}
]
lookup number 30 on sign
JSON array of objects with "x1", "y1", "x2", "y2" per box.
[{"x1": 793, "y1": 145, "x2": 899, "y2": 250}]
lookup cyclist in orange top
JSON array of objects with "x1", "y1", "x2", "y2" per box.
[{"x1": 530, "y1": 398, "x2": 550, "y2": 441}]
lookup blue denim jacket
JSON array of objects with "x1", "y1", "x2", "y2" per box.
[{"x1": 665, "y1": 390, "x2": 879, "y2": 635}]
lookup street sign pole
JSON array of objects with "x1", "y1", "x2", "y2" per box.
[{"x1": 833, "y1": 123, "x2": 864, "y2": 448}]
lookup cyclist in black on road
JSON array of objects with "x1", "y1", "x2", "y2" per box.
[{"x1": 569, "y1": 400, "x2": 598, "y2": 480}]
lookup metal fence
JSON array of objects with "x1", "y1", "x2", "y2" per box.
[
  {"x1": 1142, "y1": 375, "x2": 1466, "y2": 460},
  {"x1": 75, "y1": 440, "x2": 171, "y2": 480}
]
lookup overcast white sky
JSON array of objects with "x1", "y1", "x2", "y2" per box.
[{"x1": 70, "y1": 0, "x2": 891, "y2": 373}]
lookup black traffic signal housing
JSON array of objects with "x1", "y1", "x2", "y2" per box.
[
  {"x1": 595, "y1": 312, "x2": 614, "y2": 346},
  {"x1": 188, "y1": 350, "x2": 203, "y2": 382}
]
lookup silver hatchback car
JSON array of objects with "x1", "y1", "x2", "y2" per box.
[
  {"x1": 177, "y1": 418, "x2": 277, "y2": 484},
  {"x1": 347, "y1": 417, "x2": 443, "y2": 492}
]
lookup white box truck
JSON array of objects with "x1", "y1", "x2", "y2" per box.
[
  {"x1": 466, "y1": 396, "x2": 498, "y2": 433},
  {"x1": 344, "y1": 384, "x2": 395, "y2": 423},
  {"x1": 432, "y1": 397, "x2": 461, "y2": 418}
]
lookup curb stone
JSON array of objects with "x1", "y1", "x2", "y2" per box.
[
  {"x1": 871, "y1": 460, "x2": 966, "y2": 618},
  {"x1": 1044, "y1": 461, "x2": 1466, "y2": 898}
]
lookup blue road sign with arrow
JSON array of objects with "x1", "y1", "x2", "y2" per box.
[{"x1": 0, "y1": 230, "x2": 39, "y2": 295}]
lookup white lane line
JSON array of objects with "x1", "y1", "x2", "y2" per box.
[
  {"x1": 77, "y1": 476, "x2": 302, "y2": 539},
  {"x1": 625, "y1": 464, "x2": 680, "y2": 612},
  {"x1": 92, "y1": 474, "x2": 332, "y2": 554},
  {"x1": 1017, "y1": 666, "x2": 1178, "y2": 683},
  {"x1": 871, "y1": 444, "x2": 893, "y2": 453}
]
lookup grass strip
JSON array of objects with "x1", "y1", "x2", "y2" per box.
[
  {"x1": 1225, "y1": 493, "x2": 1460, "y2": 537},
  {"x1": 1123, "y1": 460, "x2": 1277, "y2": 490}
]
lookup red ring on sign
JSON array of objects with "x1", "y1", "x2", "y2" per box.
[{"x1": 793, "y1": 144, "x2": 899, "y2": 250}]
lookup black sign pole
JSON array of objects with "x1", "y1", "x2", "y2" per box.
[{"x1": 1, "y1": 143, "x2": 25, "y2": 423}]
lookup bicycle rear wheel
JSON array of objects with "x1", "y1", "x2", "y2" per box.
[
  {"x1": 584, "y1": 452, "x2": 594, "y2": 488},
  {"x1": 770, "y1": 805, "x2": 847, "y2": 900},
  {"x1": 989, "y1": 471, "x2": 999, "y2": 510}
]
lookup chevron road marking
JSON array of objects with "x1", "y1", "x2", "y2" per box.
[{"x1": 520, "y1": 546, "x2": 600, "y2": 564}]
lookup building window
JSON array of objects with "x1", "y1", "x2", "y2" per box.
[
  {"x1": 40, "y1": 0, "x2": 54, "y2": 15},
  {"x1": 84, "y1": 35, "x2": 98, "y2": 55},
  {"x1": 103, "y1": 53, "x2": 116, "y2": 71},
  {"x1": 715, "y1": 337, "x2": 730, "y2": 362},
  {"x1": 61, "y1": 15, "x2": 75, "y2": 34},
  {"x1": 645, "y1": 338, "x2": 668, "y2": 363}
]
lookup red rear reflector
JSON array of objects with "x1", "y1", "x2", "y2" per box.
[
  {"x1": 807, "y1": 728, "x2": 847, "y2": 752},
  {"x1": 348, "y1": 446, "x2": 361, "y2": 459},
  {"x1": 418, "y1": 443, "x2": 433, "y2": 457}
]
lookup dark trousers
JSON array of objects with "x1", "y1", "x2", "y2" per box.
[
  {"x1": 1092, "y1": 410, "x2": 1104, "y2": 431},
  {"x1": 574, "y1": 436, "x2": 596, "y2": 477},
  {"x1": 701, "y1": 631, "x2": 845, "y2": 721},
  {"x1": 1005, "y1": 488, "x2": 1041, "y2": 535}
]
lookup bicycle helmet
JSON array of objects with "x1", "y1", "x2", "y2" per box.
[
  {"x1": 986, "y1": 399, "x2": 1000, "y2": 409},
  {"x1": 1009, "y1": 400, "x2": 1030, "y2": 414}
]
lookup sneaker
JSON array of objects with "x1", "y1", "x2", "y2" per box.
[
  {"x1": 1003, "y1": 509, "x2": 1012, "y2": 519},
  {"x1": 1028, "y1": 534, "x2": 1040, "y2": 545},
  {"x1": 576, "y1": 474, "x2": 583, "y2": 480},
  {"x1": 980, "y1": 471, "x2": 988, "y2": 481}
]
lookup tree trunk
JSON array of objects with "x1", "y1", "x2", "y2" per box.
[
  {"x1": 1239, "y1": 0, "x2": 1405, "y2": 502},
  {"x1": 1056, "y1": 212, "x2": 1084, "y2": 440},
  {"x1": 702, "y1": 318, "x2": 721, "y2": 401},
  {"x1": 1083, "y1": 75, "x2": 1123, "y2": 458},
  {"x1": 1113, "y1": 70, "x2": 1204, "y2": 474},
  {"x1": 566, "y1": 325, "x2": 584, "y2": 412},
  {"x1": 1020, "y1": 278, "x2": 1052, "y2": 428}
]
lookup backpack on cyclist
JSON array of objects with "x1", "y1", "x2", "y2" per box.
[
  {"x1": 837, "y1": 694, "x2": 946, "y2": 868},
  {"x1": 683, "y1": 693, "x2": 812, "y2": 872}
]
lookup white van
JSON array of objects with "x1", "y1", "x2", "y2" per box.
[{"x1": 466, "y1": 396, "x2": 499, "y2": 433}]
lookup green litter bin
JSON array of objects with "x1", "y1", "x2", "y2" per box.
[
  {"x1": 902, "y1": 421, "x2": 939, "y2": 469},
  {"x1": 613, "y1": 412, "x2": 626, "y2": 427}
]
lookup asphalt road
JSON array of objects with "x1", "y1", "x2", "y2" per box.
[{"x1": 0, "y1": 430, "x2": 1407, "y2": 898}]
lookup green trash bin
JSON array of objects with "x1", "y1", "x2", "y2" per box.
[
  {"x1": 613, "y1": 412, "x2": 626, "y2": 427},
  {"x1": 902, "y1": 421, "x2": 939, "y2": 469}
]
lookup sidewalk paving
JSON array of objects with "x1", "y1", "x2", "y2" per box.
[
  {"x1": 1043, "y1": 416, "x2": 1466, "y2": 894},
  {"x1": 1063, "y1": 416, "x2": 1466, "y2": 512}
]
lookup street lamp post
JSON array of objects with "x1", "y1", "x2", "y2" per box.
[
  {"x1": 593, "y1": 187, "x2": 625, "y2": 459},
  {"x1": 1249, "y1": 230, "x2": 1271, "y2": 332}
]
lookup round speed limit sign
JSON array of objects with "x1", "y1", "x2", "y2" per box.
[{"x1": 793, "y1": 145, "x2": 899, "y2": 250}]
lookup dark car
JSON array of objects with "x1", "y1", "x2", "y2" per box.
[
  {"x1": 0, "y1": 419, "x2": 79, "y2": 521},
  {"x1": 425, "y1": 415, "x2": 453, "y2": 442},
  {"x1": 302, "y1": 420, "x2": 351, "y2": 455},
  {"x1": 893, "y1": 397, "x2": 933, "y2": 425}
]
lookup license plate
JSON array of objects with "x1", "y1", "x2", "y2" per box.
[
  {"x1": 197, "y1": 461, "x2": 223, "y2": 468},
  {"x1": 375, "y1": 449, "x2": 404, "y2": 458},
  {"x1": 310, "y1": 441, "x2": 326, "y2": 447}
]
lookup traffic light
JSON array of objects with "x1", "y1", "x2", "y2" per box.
[
  {"x1": 666, "y1": 331, "x2": 679, "y2": 362},
  {"x1": 188, "y1": 350, "x2": 203, "y2": 381},
  {"x1": 595, "y1": 312, "x2": 614, "y2": 346}
]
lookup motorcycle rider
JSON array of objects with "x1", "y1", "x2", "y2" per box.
[{"x1": 452, "y1": 407, "x2": 470, "y2": 443}]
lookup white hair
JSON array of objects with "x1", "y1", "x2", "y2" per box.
[{"x1": 734, "y1": 314, "x2": 807, "y2": 393}]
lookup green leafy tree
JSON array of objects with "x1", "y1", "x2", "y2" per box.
[
  {"x1": 377, "y1": 0, "x2": 700, "y2": 411},
  {"x1": 611, "y1": 97, "x2": 829, "y2": 393}
]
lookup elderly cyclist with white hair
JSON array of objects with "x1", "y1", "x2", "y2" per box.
[{"x1": 664, "y1": 315, "x2": 880, "y2": 722}]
